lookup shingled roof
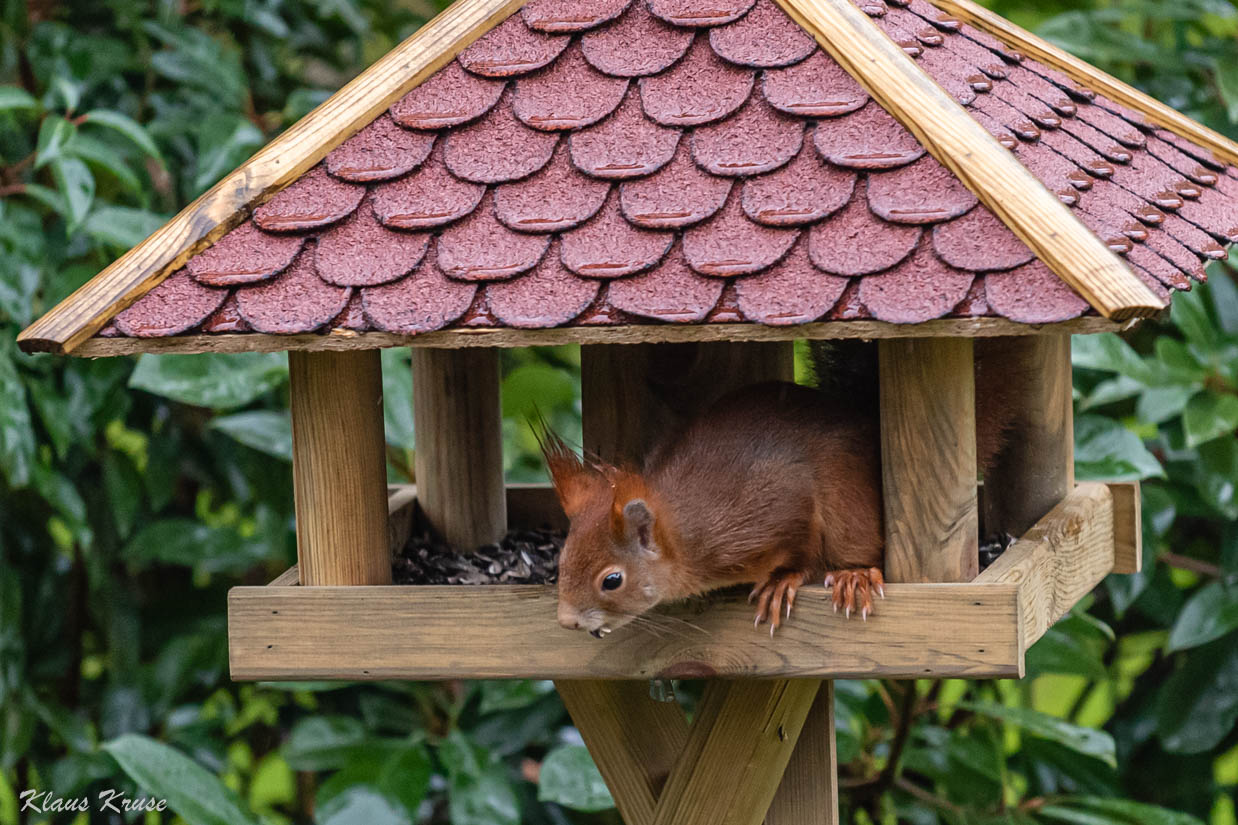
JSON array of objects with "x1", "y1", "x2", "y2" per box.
[{"x1": 20, "y1": 0, "x2": 1238, "y2": 355}]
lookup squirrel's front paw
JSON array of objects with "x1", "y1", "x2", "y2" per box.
[
  {"x1": 750, "y1": 570, "x2": 806, "y2": 637},
  {"x1": 825, "y1": 567, "x2": 885, "y2": 620}
]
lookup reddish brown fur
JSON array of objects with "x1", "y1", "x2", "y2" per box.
[{"x1": 547, "y1": 354, "x2": 1020, "y2": 635}]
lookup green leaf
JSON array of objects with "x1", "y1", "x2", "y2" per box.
[
  {"x1": 1136, "y1": 385, "x2": 1196, "y2": 425},
  {"x1": 50, "y1": 156, "x2": 94, "y2": 234},
  {"x1": 123, "y1": 519, "x2": 271, "y2": 574},
  {"x1": 103, "y1": 734, "x2": 258, "y2": 825},
  {"x1": 0, "y1": 86, "x2": 39, "y2": 112},
  {"x1": 1182, "y1": 391, "x2": 1238, "y2": 447},
  {"x1": 211, "y1": 411, "x2": 292, "y2": 461},
  {"x1": 1072, "y1": 334, "x2": 1154, "y2": 384},
  {"x1": 959, "y1": 702, "x2": 1116, "y2": 767},
  {"x1": 1167, "y1": 581, "x2": 1238, "y2": 652},
  {"x1": 1025, "y1": 623, "x2": 1108, "y2": 680},
  {"x1": 83, "y1": 206, "x2": 166, "y2": 249},
  {"x1": 501, "y1": 364, "x2": 577, "y2": 420},
  {"x1": 440, "y1": 731, "x2": 520, "y2": 825},
  {"x1": 1156, "y1": 634, "x2": 1238, "y2": 754},
  {"x1": 1208, "y1": 267, "x2": 1238, "y2": 336},
  {"x1": 64, "y1": 133, "x2": 143, "y2": 193},
  {"x1": 317, "y1": 788, "x2": 410, "y2": 825},
  {"x1": 381, "y1": 348, "x2": 415, "y2": 451},
  {"x1": 81, "y1": 109, "x2": 162, "y2": 160},
  {"x1": 1062, "y1": 797, "x2": 1206, "y2": 825},
  {"x1": 479, "y1": 680, "x2": 556, "y2": 714},
  {"x1": 1169, "y1": 287, "x2": 1220, "y2": 352},
  {"x1": 1074, "y1": 415, "x2": 1164, "y2": 481},
  {"x1": 316, "y1": 744, "x2": 431, "y2": 825},
  {"x1": 1152, "y1": 337, "x2": 1208, "y2": 384},
  {"x1": 0, "y1": 341, "x2": 34, "y2": 488},
  {"x1": 538, "y1": 745, "x2": 614, "y2": 812},
  {"x1": 1037, "y1": 804, "x2": 1128, "y2": 825},
  {"x1": 192, "y1": 112, "x2": 263, "y2": 194},
  {"x1": 35, "y1": 115, "x2": 76, "y2": 168},
  {"x1": 283, "y1": 717, "x2": 368, "y2": 771},
  {"x1": 129, "y1": 352, "x2": 287, "y2": 410}
]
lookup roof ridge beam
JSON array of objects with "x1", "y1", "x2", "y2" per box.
[
  {"x1": 18, "y1": 0, "x2": 527, "y2": 355},
  {"x1": 773, "y1": 0, "x2": 1165, "y2": 322},
  {"x1": 926, "y1": 0, "x2": 1238, "y2": 167}
]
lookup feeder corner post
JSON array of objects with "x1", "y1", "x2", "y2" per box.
[
  {"x1": 878, "y1": 337, "x2": 979, "y2": 584},
  {"x1": 411, "y1": 346, "x2": 507, "y2": 549},
  {"x1": 977, "y1": 334, "x2": 1074, "y2": 539},
  {"x1": 289, "y1": 349, "x2": 392, "y2": 586}
]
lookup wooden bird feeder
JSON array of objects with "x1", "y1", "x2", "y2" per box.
[{"x1": 21, "y1": 0, "x2": 1238, "y2": 819}]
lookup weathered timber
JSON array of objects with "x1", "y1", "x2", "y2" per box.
[
  {"x1": 555, "y1": 681, "x2": 689, "y2": 825},
  {"x1": 70, "y1": 316, "x2": 1133, "y2": 358},
  {"x1": 651, "y1": 680, "x2": 821, "y2": 825},
  {"x1": 289, "y1": 350, "x2": 390, "y2": 586},
  {"x1": 1106, "y1": 481, "x2": 1142, "y2": 574},
  {"x1": 976, "y1": 482, "x2": 1116, "y2": 648},
  {"x1": 226, "y1": 581, "x2": 1021, "y2": 680},
  {"x1": 879, "y1": 338, "x2": 979, "y2": 583},
  {"x1": 766, "y1": 683, "x2": 839, "y2": 825}
]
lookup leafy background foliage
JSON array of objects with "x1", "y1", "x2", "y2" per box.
[{"x1": 1, "y1": 0, "x2": 1237, "y2": 822}]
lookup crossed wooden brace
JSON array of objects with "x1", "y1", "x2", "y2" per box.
[{"x1": 556, "y1": 679, "x2": 838, "y2": 825}]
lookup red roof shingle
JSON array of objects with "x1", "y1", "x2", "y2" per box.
[{"x1": 108, "y1": 0, "x2": 1238, "y2": 340}]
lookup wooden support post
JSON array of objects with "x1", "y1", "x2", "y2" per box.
[
  {"x1": 766, "y1": 682, "x2": 839, "y2": 825},
  {"x1": 879, "y1": 338, "x2": 979, "y2": 583},
  {"x1": 289, "y1": 350, "x2": 391, "y2": 586},
  {"x1": 652, "y1": 680, "x2": 821, "y2": 825},
  {"x1": 978, "y1": 336, "x2": 1074, "y2": 538},
  {"x1": 556, "y1": 681, "x2": 689, "y2": 825},
  {"x1": 411, "y1": 347, "x2": 506, "y2": 549}
]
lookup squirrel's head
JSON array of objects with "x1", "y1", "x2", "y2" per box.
[{"x1": 538, "y1": 428, "x2": 666, "y2": 638}]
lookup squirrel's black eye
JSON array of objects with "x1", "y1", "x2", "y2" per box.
[{"x1": 602, "y1": 572, "x2": 623, "y2": 591}]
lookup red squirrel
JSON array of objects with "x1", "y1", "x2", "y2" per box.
[{"x1": 541, "y1": 344, "x2": 1017, "y2": 638}]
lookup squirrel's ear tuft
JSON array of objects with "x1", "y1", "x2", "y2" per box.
[{"x1": 533, "y1": 420, "x2": 604, "y2": 519}]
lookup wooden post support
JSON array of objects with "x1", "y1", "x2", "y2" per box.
[
  {"x1": 289, "y1": 350, "x2": 391, "y2": 586},
  {"x1": 652, "y1": 680, "x2": 821, "y2": 825},
  {"x1": 556, "y1": 681, "x2": 689, "y2": 825},
  {"x1": 766, "y1": 682, "x2": 839, "y2": 825},
  {"x1": 412, "y1": 347, "x2": 506, "y2": 549},
  {"x1": 879, "y1": 338, "x2": 979, "y2": 583},
  {"x1": 978, "y1": 336, "x2": 1074, "y2": 539}
]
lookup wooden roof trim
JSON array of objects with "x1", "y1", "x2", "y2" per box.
[
  {"x1": 773, "y1": 0, "x2": 1165, "y2": 322},
  {"x1": 17, "y1": 0, "x2": 527, "y2": 356},
  {"x1": 928, "y1": 0, "x2": 1238, "y2": 166},
  {"x1": 73, "y1": 316, "x2": 1134, "y2": 358}
]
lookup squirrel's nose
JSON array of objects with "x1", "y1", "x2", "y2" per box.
[{"x1": 558, "y1": 604, "x2": 581, "y2": 631}]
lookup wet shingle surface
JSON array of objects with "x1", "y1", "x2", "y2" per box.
[{"x1": 108, "y1": 0, "x2": 1238, "y2": 339}]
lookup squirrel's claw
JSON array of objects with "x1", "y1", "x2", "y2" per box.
[
  {"x1": 751, "y1": 571, "x2": 805, "y2": 634},
  {"x1": 826, "y1": 567, "x2": 885, "y2": 620}
]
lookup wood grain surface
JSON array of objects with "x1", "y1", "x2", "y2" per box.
[
  {"x1": 227, "y1": 581, "x2": 1021, "y2": 680},
  {"x1": 70, "y1": 316, "x2": 1134, "y2": 358},
  {"x1": 289, "y1": 350, "x2": 391, "y2": 586},
  {"x1": 879, "y1": 338, "x2": 980, "y2": 583},
  {"x1": 976, "y1": 482, "x2": 1115, "y2": 647}
]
